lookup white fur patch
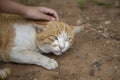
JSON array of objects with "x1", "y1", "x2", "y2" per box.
[
  {"x1": 58, "y1": 31, "x2": 70, "y2": 52},
  {"x1": 50, "y1": 31, "x2": 70, "y2": 55},
  {"x1": 12, "y1": 23, "x2": 37, "y2": 51}
]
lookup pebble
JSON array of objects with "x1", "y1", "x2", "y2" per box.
[
  {"x1": 85, "y1": 17, "x2": 90, "y2": 20},
  {"x1": 101, "y1": 32, "x2": 109, "y2": 38},
  {"x1": 99, "y1": 25, "x2": 103, "y2": 29},
  {"x1": 105, "y1": 21, "x2": 111, "y2": 25},
  {"x1": 106, "y1": 40, "x2": 110, "y2": 43},
  {"x1": 34, "y1": 78, "x2": 38, "y2": 80},
  {"x1": 89, "y1": 41, "x2": 93, "y2": 44},
  {"x1": 97, "y1": 78, "x2": 102, "y2": 80},
  {"x1": 114, "y1": 66, "x2": 120, "y2": 71},
  {"x1": 92, "y1": 60, "x2": 102, "y2": 68},
  {"x1": 76, "y1": 20, "x2": 82, "y2": 25}
]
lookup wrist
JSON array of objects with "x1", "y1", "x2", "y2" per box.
[{"x1": 18, "y1": 5, "x2": 29, "y2": 16}]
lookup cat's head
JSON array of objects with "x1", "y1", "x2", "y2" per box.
[{"x1": 33, "y1": 21, "x2": 83, "y2": 55}]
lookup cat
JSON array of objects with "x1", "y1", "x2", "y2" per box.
[{"x1": 0, "y1": 13, "x2": 83, "y2": 79}]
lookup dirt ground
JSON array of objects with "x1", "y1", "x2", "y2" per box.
[{"x1": 0, "y1": 0, "x2": 120, "y2": 80}]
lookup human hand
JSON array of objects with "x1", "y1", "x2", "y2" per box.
[{"x1": 24, "y1": 6, "x2": 59, "y2": 21}]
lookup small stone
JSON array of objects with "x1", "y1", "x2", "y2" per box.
[
  {"x1": 76, "y1": 18, "x2": 84, "y2": 25},
  {"x1": 97, "y1": 77, "x2": 102, "y2": 80},
  {"x1": 98, "y1": 30, "x2": 102, "y2": 33},
  {"x1": 34, "y1": 78, "x2": 38, "y2": 80},
  {"x1": 92, "y1": 61, "x2": 102, "y2": 68},
  {"x1": 105, "y1": 21, "x2": 111, "y2": 24},
  {"x1": 76, "y1": 20, "x2": 82, "y2": 25},
  {"x1": 86, "y1": 17, "x2": 90, "y2": 20},
  {"x1": 114, "y1": 66, "x2": 118, "y2": 69},
  {"x1": 89, "y1": 41, "x2": 93, "y2": 44},
  {"x1": 106, "y1": 40, "x2": 110, "y2": 43},
  {"x1": 104, "y1": 28, "x2": 108, "y2": 31},
  {"x1": 101, "y1": 32, "x2": 109, "y2": 38},
  {"x1": 99, "y1": 25, "x2": 103, "y2": 29}
]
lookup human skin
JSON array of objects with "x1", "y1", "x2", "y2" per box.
[{"x1": 0, "y1": 0, "x2": 59, "y2": 21}]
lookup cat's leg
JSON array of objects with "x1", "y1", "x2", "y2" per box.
[{"x1": 10, "y1": 50, "x2": 58, "y2": 70}]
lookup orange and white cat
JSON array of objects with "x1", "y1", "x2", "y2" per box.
[{"x1": 0, "y1": 13, "x2": 83, "y2": 79}]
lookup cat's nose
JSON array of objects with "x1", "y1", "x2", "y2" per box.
[{"x1": 59, "y1": 46, "x2": 64, "y2": 51}]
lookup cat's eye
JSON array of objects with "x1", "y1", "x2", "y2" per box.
[
  {"x1": 65, "y1": 38, "x2": 72, "y2": 41},
  {"x1": 50, "y1": 35, "x2": 58, "y2": 40}
]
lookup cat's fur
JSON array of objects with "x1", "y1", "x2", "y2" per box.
[{"x1": 0, "y1": 13, "x2": 82, "y2": 79}]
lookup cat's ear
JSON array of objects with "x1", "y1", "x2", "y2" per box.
[
  {"x1": 72, "y1": 26, "x2": 84, "y2": 35},
  {"x1": 32, "y1": 22, "x2": 47, "y2": 32}
]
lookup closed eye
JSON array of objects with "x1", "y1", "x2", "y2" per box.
[
  {"x1": 50, "y1": 35, "x2": 58, "y2": 40},
  {"x1": 65, "y1": 37, "x2": 72, "y2": 41}
]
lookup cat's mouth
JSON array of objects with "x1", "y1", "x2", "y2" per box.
[{"x1": 39, "y1": 47, "x2": 63, "y2": 55}]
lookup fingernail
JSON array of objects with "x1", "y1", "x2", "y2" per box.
[{"x1": 51, "y1": 17, "x2": 56, "y2": 21}]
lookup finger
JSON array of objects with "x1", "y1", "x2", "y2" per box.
[
  {"x1": 45, "y1": 9, "x2": 59, "y2": 21},
  {"x1": 38, "y1": 13, "x2": 56, "y2": 21},
  {"x1": 39, "y1": 7, "x2": 59, "y2": 21},
  {"x1": 46, "y1": 9, "x2": 59, "y2": 21}
]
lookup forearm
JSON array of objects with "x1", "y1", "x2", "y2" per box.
[
  {"x1": 0, "y1": 0, "x2": 59, "y2": 20},
  {"x1": 0, "y1": 0, "x2": 28, "y2": 15}
]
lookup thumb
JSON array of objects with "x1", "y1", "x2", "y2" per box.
[{"x1": 39, "y1": 13, "x2": 56, "y2": 21}]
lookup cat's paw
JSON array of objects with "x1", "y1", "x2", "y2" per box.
[
  {"x1": 0, "y1": 68, "x2": 10, "y2": 79},
  {"x1": 42, "y1": 59, "x2": 58, "y2": 70}
]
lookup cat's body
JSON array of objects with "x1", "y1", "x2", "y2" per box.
[{"x1": 0, "y1": 13, "x2": 82, "y2": 79}]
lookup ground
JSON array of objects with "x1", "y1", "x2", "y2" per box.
[{"x1": 0, "y1": 0, "x2": 120, "y2": 80}]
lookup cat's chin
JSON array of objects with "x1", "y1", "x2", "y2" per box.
[{"x1": 53, "y1": 52, "x2": 62, "y2": 56}]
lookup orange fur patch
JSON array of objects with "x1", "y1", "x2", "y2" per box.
[{"x1": 0, "y1": 14, "x2": 15, "y2": 61}]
